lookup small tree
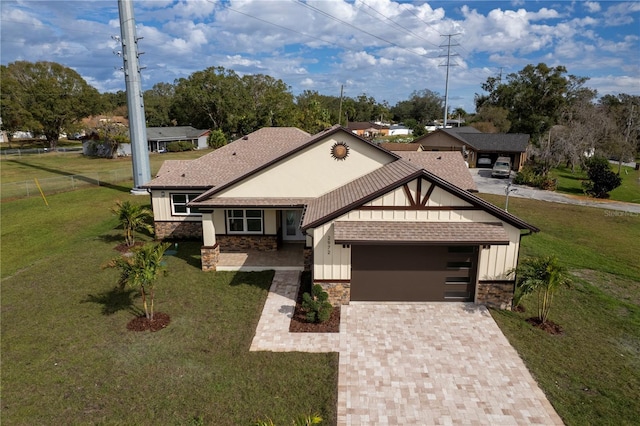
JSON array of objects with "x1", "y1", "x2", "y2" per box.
[
  {"x1": 302, "y1": 284, "x2": 333, "y2": 323},
  {"x1": 112, "y1": 200, "x2": 154, "y2": 247},
  {"x1": 106, "y1": 242, "x2": 170, "y2": 320},
  {"x1": 207, "y1": 129, "x2": 227, "y2": 149},
  {"x1": 511, "y1": 256, "x2": 571, "y2": 324},
  {"x1": 582, "y1": 156, "x2": 622, "y2": 198}
]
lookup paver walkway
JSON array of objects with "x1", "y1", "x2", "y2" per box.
[{"x1": 251, "y1": 271, "x2": 563, "y2": 425}]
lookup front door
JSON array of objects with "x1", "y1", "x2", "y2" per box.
[{"x1": 282, "y1": 210, "x2": 305, "y2": 241}]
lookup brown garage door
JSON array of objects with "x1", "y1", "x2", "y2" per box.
[{"x1": 350, "y1": 245, "x2": 477, "y2": 302}]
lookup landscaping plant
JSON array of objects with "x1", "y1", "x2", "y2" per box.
[
  {"x1": 302, "y1": 284, "x2": 332, "y2": 323},
  {"x1": 511, "y1": 255, "x2": 572, "y2": 325},
  {"x1": 105, "y1": 242, "x2": 170, "y2": 320},
  {"x1": 111, "y1": 200, "x2": 154, "y2": 247},
  {"x1": 581, "y1": 156, "x2": 622, "y2": 198}
]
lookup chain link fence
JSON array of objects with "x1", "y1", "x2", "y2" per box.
[{"x1": 1, "y1": 168, "x2": 134, "y2": 201}]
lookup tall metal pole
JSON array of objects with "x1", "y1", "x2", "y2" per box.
[
  {"x1": 118, "y1": 0, "x2": 151, "y2": 194},
  {"x1": 440, "y1": 34, "x2": 459, "y2": 128}
]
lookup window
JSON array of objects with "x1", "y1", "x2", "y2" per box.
[
  {"x1": 171, "y1": 193, "x2": 202, "y2": 216},
  {"x1": 227, "y1": 209, "x2": 263, "y2": 234}
]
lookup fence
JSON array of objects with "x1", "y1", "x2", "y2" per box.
[
  {"x1": 1, "y1": 147, "x2": 83, "y2": 158},
  {"x1": 1, "y1": 169, "x2": 134, "y2": 201}
]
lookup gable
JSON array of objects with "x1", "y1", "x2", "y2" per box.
[
  {"x1": 361, "y1": 178, "x2": 472, "y2": 209},
  {"x1": 216, "y1": 132, "x2": 395, "y2": 199},
  {"x1": 418, "y1": 132, "x2": 467, "y2": 149}
]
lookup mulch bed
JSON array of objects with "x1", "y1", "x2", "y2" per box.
[
  {"x1": 114, "y1": 242, "x2": 145, "y2": 253},
  {"x1": 526, "y1": 317, "x2": 564, "y2": 335},
  {"x1": 127, "y1": 312, "x2": 171, "y2": 332},
  {"x1": 289, "y1": 277, "x2": 340, "y2": 333}
]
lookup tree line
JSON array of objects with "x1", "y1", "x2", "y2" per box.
[{"x1": 1, "y1": 60, "x2": 638, "y2": 169}]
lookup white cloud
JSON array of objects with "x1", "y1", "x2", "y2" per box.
[{"x1": 584, "y1": 2, "x2": 601, "y2": 13}]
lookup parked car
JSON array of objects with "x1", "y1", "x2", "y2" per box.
[{"x1": 491, "y1": 156, "x2": 512, "y2": 178}]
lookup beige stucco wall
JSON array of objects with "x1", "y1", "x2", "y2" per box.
[
  {"x1": 217, "y1": 134, "x2": 393, "y2": 198},
  {"x1": 311, "y1": 177, "x2": 521, "y2": 286}
]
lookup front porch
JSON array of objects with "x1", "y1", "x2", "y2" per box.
[{"x1": 215, "y1": 242, "x2": 306, "y2": 272}]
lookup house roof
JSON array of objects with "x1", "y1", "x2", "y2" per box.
[
  {"x1": 190, "y1": 197, "x2": 312, "y2": 208},
  {"x1": 146, "y1": 126, "x2": 209, "y2": 141},
  {"x1": 301, "y1": 159, "x2": 538, "y2": 232},
  {"x1": 334, "y1": 221, "x2": 510, "y2": 245},
  {"x1": 416, "y1": 128, "x2": 529, "y2": 153},
  {"x1": 144, "y1": 127, "x2": 312, "y2": 189},
  {"x1": 378, "y1": 143, "x2": 423, "y2": 152},
  {"x1": 397, "y1": 151, "x2": 477, "y2": 192}
]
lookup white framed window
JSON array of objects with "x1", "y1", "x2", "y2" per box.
[
  {"x1": 227, "y1": 209, "x2": 263, "y2": 234},
  {"x1": 170, "y1": 193, "x2": 202, "y2": 216}
]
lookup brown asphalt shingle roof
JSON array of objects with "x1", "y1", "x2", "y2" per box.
[
  {"x1": 334, "y1": 221, "x2": 510, "y2": 245},
  {"x1": 378, "y1": 143, "x2": 423, "y2": 152},
  {"x1": 398, "y1": 151, "x2": 477, "y2": 191},
  {"x1": 144, "y1": 127, "x2": 311, "y2": 189}
]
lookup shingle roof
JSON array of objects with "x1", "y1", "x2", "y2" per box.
[
  {"x1": 398, "y1": 151, "x2": 477, "y2": 191},
  {"x1": 346, "y1": 122, "x2": 388, "y2": 131},
  {"x1": 190, "y1": 197, "x2": 312, "y2": 208},
  {"x1": 378, "y1": 143, "x2": 423, "y2": 152},
  {"x1": 458, "y1": 133, "x2": 530, "y2": 152},
  {"x1": 146, "y1": 126, "x2": 208, "y2": 141},
  {"x1": 144, "y1": 127, "x2": 311, "y2": 189},
  {"x1": 334, "y1": 221, "x2": 510, "y2": 245},
  {"x1": 302, "y1": 160, "x2": 422, "y2": 229}
]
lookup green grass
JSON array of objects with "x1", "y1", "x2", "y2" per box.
[
  {"x1": 1, "y1": 186, "x2": 337, "y2": 425},
  {"x1": 550, "y1": 164, "x2": 640, "y2": 203},
  {"x1": 480, "y1": 194, "x2": 640, "y2": 424}
]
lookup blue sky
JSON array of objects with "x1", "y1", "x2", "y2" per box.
[{"x1": 1, "y1": 0, "x2": 639, "y2": 113}]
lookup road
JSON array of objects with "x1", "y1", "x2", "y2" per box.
[{"x1": 470, "y1": 168, "x2": 640, "y2": 215}]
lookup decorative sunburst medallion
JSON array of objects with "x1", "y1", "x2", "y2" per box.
[{"x1": 331, "y1": 141, "x2": 350, "y2": 160}]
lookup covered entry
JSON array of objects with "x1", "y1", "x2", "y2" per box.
[{"x1": 333, "y1": 221, "x2": 511, "y2": 302}]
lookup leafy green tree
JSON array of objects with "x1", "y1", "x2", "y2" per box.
[
  {"x1": 107, "y1": 242, "x2": 170, "y2": 320},
  {"x1": 295, "y1": 91, "x2": 332, "y2": 134},
  {"x1": 391, "y1": 89, "x2": 443, "y2": 126},
  {"x1": 582, "y1": 156, "x2": 622, "y2": 198},
  {"x1": 0, "y1": 61, "x2": 102, "y2": 149},
  {"x1": 477, "y1": 63, "x2": 590, "y2": 141},
  {"x1": 94, "y1": 122, "x2": 130, "y2": 158},
  {"x1": 471, "y1": 105, "x2": 511, "y2": 133},
  {"x1": 511, "y1": 256, "x2": 571, "y2": 324},
  {"x1": 207, "y1": 129, "x2": 227, "y2": 149},
  {"x1": 241, "y1": 74, "x2": 296, "y2": 131},
  {"x1": 144, "y1": 82, "x2": 175, "y2": 127},
  {"x1": 112, "y1": 200, "x2": 154, "y2": 247}
]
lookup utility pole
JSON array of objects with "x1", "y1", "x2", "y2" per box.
[
  {"x1": 118, "y1": 0, "x2": 151, "y2": 194},
  {"x1": 338, "y1": 85, "x2": 344, "y2": 127},
  {"x1": 439, "y1": 34, "x2": 459, "y2": 128}
]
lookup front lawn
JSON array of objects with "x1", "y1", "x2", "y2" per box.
[
  {"x1": 1, "y1": 186, "x2": 337, "y2": 425},
  {"x1": 480, "y1": 194, "x2": 640, "y2": 425},
  {"x1": 550, "y1": 164, "x2": 640, "y2": 203}
]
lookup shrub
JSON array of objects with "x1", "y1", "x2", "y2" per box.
[
  {"x1": 207, "y1": 129, "x2": 227, "y2": 149},
  {"x1": 166, "y1": 141, "x2": 194, "y2": 152},
  {"x1": 582, "y1": 156, "x2": 622, "y2": 198},
  {"x1": 302, "y1": 284, "x2": 332, "y2": 323},
  {"x1": 513, "y1": 164, "x2": 557, "y2": 191}
]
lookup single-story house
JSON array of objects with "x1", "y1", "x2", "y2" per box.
[
  {"x1": 415, "y1": 127, "x2": 529, "y2": 170},
  {"x1": 346, "y1": 122, "x2": 389, "y2": 138},
  {"x1": 378, "y1": 142, "x2": 424, "y2": 152},
  {"x1": 389, "y1": 124, "x2": 412, "y2": 136},
  {"x1": 147, "y1": 126, "x2": 210, "y2": 152},
  {"x1": 144, "y1": 125, "x2": 538, "y2": 309}
]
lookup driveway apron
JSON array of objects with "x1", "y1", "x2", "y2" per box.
[{"x1": 251, "y1": 271, "x2": 563, "y2": 425}]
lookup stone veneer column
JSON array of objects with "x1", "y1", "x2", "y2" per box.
[
  {"x1": 201, "y1": 244, "x2": 220, "y2": 272},
  {"x1": 303, "y1": 247, "x2": 313, "y2": 272},
  {"x1": 476, "y1": 281, "x2": 514, "y2": 310},
  {"x1": 317, "y1": 282, "x2": 351, "y2": 306}
]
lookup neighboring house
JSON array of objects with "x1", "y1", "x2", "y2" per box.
[
  {"x1": 346, "y1": 122, "x2": 390, "y2": 138},
  {"x1": 146, "y1": 126, "x2": 210, "y2": 152},
  {"x1": 82, "y1": 115, "x2": 129, "y2": 128},
  {"x1": 378, "y1": 142, "x2": 424, "y2": 152},
  {"x1": 144, "y1": 125, "x2": 538, "y2": 309},
  {"x1": 415, "y1": 127, "x2": 529, "y2": 170},
  {"x1": 389, "y1": 124, "x2": 412, "y2": 136}
]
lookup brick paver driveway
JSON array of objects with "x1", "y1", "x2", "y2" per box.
[{"x1": 251, "y1": 271, "x2": 563, "y2": 425}]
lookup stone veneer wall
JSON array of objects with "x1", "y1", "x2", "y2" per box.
[
  {"x1": 476, "y1": 281, "x2": 514, "y2": 310},
  {"x1": 316, "y1": 281, "x2": 351, "y2": 306},
  {"x1": 201, "y1": 244, "x2": 220, "y2": 272},
  {"x1": 155, "y1": 221, "x2": 202, "y2": 240},
  {"x1": 303, "y1": 248, "x2": 313, "y2": 272},
  {"x1": 216, "y1": 235, "x2": 277, "y2": 251}
]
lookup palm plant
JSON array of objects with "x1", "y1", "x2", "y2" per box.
[
  {"x1": 511, "y1": 256, "x2": 571, "y2": 324},
  {"x1": 112, "y1": 200, "x2": 154, "y2": 247},
  {"x1": 106, "y1": 242, "x2": 170, "y2": 320}
]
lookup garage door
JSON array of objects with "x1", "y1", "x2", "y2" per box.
[{"x1": 350, "y1": 245, "x2": 477, "y2": 302}]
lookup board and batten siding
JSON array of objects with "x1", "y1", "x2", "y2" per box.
[
  {"x1": 150, "y1": 190, "x2": 201, "y2": 222},
  {"x1": 310, "y1": 177, "x2": 521, "y2": 283}
]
